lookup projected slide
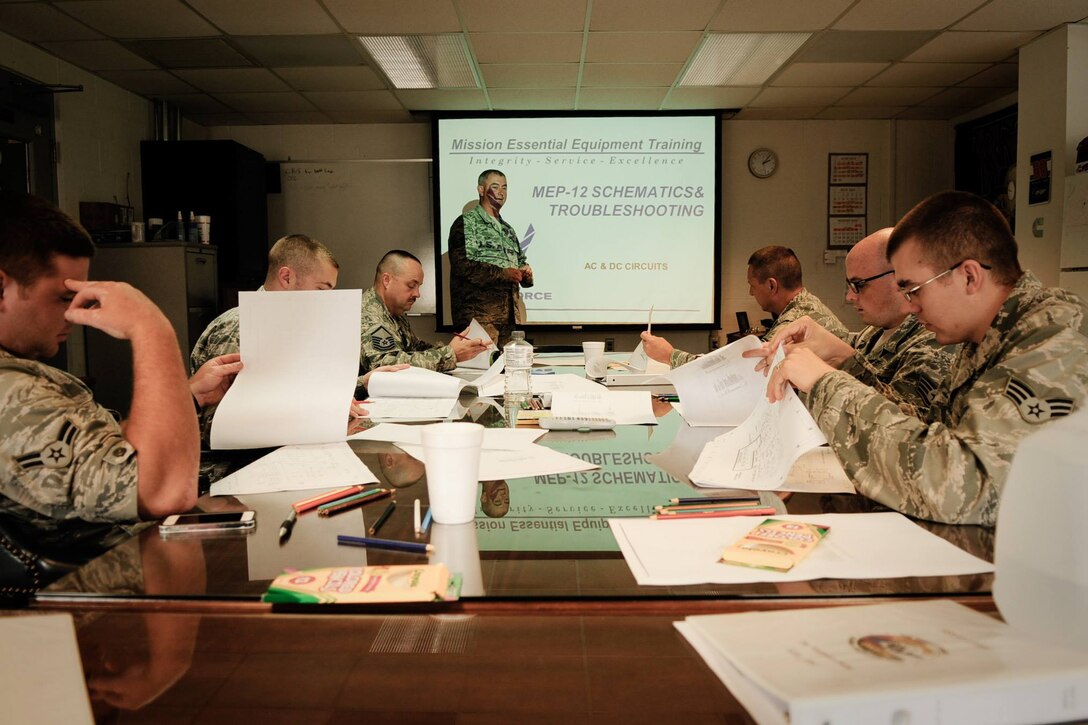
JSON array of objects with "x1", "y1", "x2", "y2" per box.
[{"x1": 435, "y1": 114, "x2": 719, "y2": 326}]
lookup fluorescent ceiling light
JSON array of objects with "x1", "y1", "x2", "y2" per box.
[
  {"x1": 681, "y1": 33, "x2": 811, "y2": 86},
  {"x1": 358, "y1": 35, "x2": 479, "y2": 89}
]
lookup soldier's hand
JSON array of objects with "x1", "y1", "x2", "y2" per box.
[
  {"x1": 189, "y1": 353, "x2": 242, "y2": 407},
  {"x1": 358, "y1": 363, "x2": 410, "y2": 392},
  {"x1": 766, "y1": 315, "x2": 853, "y2": 368},
  {"x1": 503, "y1": 267, "x2": 523, "y2": 283},
  {"x1": 519, "y1": 264, "x2": 534, "y2": 286},
  {"x1": 452, "y1": 336, "x2": 489, "y2": 361},
  {"x1": 64, "y1": 279, "x2": 171, "y2": 341},
  {"x1": 766, "y1": 347, "x2": 835, "y2": 402},
  {"x1": 639, "y1": 331, "x2": 674, "y2": 364},
  {"x1": 742, "y1": 343, "x2": 775, "y2": 375}
]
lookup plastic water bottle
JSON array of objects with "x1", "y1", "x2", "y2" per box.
[{"x1": 503, "y1": 330, "x2": 533, "y2": 406}]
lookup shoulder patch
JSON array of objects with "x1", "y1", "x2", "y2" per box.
[
  {"x1": 370, "y1": 325, "x2": 397, "y2": 353},
  {"x1": 1003, "y1": 377, "x2": 1074, "y2": 423},
  {"x1": 15, "y1": 419, "x2": 77, "y2": 470}
]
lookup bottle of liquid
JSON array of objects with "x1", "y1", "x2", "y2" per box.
[
  {"x1": 188, "y1": 211, "x2": 199, "y2": 243},
  {"x1": 503, "y1": 330, "x2": 533, "y2": 406},
  {"x1": 175, "y1": 210, "x2": 185, "y2": 241}
]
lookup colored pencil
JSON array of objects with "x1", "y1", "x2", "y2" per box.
[
  {"x1": 368, "y1": 501, "x2": 396, "y2": 536},
  {"x1": 317, "y1": 489, "x2": 391, "y2": 517},
  {"x1": 292, "y1": 484, "x2": 366, "y2": 513},
  {"x1": 669, "y1": 495, "x2": 762, "y2": 506},
  {"x1": 655, "y1": 502, "x2": 768, "y2": 513},
  {"x1": 315, "y1": 487, "x2": 386, "y2": 512},
  {"x1": 650, "y1": 507, "x2": 777, "y2": 520},
  {"x1": 337, "y1": 535, "x2": 434, "y2": 555},
  {"x1": 413, "y1": 498, "x2": 422, "y2": 535},
  {"x1": 420, "y1": 509, "x2": 433, "y2": 535}
]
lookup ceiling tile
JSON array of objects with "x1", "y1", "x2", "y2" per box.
[
  {"x1": 732, "y1": 106, "x2": 821, "y2": 119},
  {"x1": 213, "y1": 91, "x2": 316, "y2": 112},
  {"x1": 833, "y1": 0, "x2": 986, "y2": 31},
  {"x1": 323, "y1": 0, "x2": 461, "y2": 33},
  {"x1": 394, "y1": 88, "x2": 488, "y2": 110},
  {"x1": 590, "y1": 0, "x2": 720, "y2": 31},
  {"x1": 577, "y1": 87, "x2": 668, "y2": 109},
  {"x1": 958, "y1": 63, "x2": 1019, "y2": 87},
  {"x1": 817, "y1": 105, "x2": 907, "y2": 119},
  {"x1": 488, "y1": 88, "x2": 576, "y2": 109},
  {"x1": 955, "y1": 0, "x2": 1088, "y2": 30},
  {"x1": 326, "y1": 109, "x2": 414, "y2": 123},
  {"x1": 471, "y1": 33, "x2": 584, "y2": 63},
  {"x1": 158, "y1": 93, "x2": 233, "y2": 114},
  {"x1": 0, "y1": 4, "x2": 102, "y2": 42},
  {"x1": 273, "y1": 66, "x2": 386, "y2": 91},
  {"x1": 96, "y1": 70, "x2": 196, "y2": 95},
  {"x1": 233, "y1": 35, "x2": 367, "y2": 67},
  {"x1": 460, "y1": 0, "x2": 587, "y2": 32},
  {"x1": 896, "y1": 106, "x2": 961, "y2": 119},
  {"x1": 771, "y1": 62, "x2": 888, "y2": 86},
  {"x1": 795, "y1": 31, "x2": 937, "y2": 62},
  {"x1": 185, "y1": 112, "x2": 256, "y2": 126},
  {"x1": 836, "y1": 86, "x2": 938, "y2": 106},
  {"x1": 920, "y1": 85, "x2": 1015, "y2": 107},
  {"x1": 39, "y1": 40, "x2": 156, "y2": 71},
  {"x1": 585, "y1": 32, "x2": 701, "y2": 62},
  {"x1": 301, "y1": 90, "x2": 403, "y2": 111},
  {"x1": 126, "y1": 38, "x2": 251, "y2": 68},
  {"x1": 662, "y1": 86, "x2": 760, "y2": 108},
  {"x1": 186, "y1": 0, "x2": 339, "y2": 35},
  {"x1": 906, "y1": 31, "x2": 1039, "y2": 62},
  {"x1": 55, "y1": 0, "x2": 220, "y2": 39},
  {"x1": 246, "y1": 111, "x2": 333, "y2": 125},
  {"x1": 866, "y1": 62, "x2": 990, "y2": 86},
  {"x1": 480, "y1": 64, "x2": 579, "y2": 88},
  {"x1": 174, "y1": 68, "x2": 289, "y2": 92},
  {"x1": 710, "y1": 0, "x2": 854, "y2": 31},
  {"x1": 749, "y1": 86, "x2": 851, "y2": 107},
  {"x1": 580, "y1": 63, "x2": 683, "y2": 87}
]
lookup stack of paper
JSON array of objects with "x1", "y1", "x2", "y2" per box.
[
  {"x1": 666, "y1": 335, "x2": 765, "y2": 426},
  {"x1": 677, "y1": 600, "x2": 1088, "y2": 725},
  {"x1": 393, "y1": 440, "x2": 598, "y2": 480},
  {"x1": 359, "y1": 361, "x2": 504, "y2": 421},
  {"x1": 210, "y1": 442, "x2": 378, "y2": 496},
  {"x1": 550, "y1": 389, "x2": 658, "y2": 425}
]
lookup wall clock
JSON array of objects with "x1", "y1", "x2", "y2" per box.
[{"x1": 748, "y1": 148, "x2": 778, "y2": 178}]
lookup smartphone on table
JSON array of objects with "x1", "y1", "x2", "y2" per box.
[{"x1": 159, "y1": 511, "x2": 256, "y2": 537}]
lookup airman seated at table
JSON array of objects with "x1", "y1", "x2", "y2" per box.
[
  {"x1": 641, "y1": 245, "x2": 848, "y2": 368},
  {"x1": 359, "y1": 249, "x2": 488, "y2": 374},
  {"x1": 0, "y1": 192, "x2": 241, "y2": 527},
  {"x1": 760, "y1": 191, "x2": 1088, "y2": 525}
]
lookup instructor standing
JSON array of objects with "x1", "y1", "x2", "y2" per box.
[{"x1": 447, "y1": 169, "x2": 533, "y2": 346}]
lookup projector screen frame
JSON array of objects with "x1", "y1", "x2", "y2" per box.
[{"x1": 431, "y1": 110, "x2": 722, "y2": 333}]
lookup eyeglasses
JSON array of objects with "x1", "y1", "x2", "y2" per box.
[
  {"x1": 846, "y1": 269, "x2": 893, "y2": 295},
  {"x1": 900, "y1": 260, "x2": 992, "y2": 303}
]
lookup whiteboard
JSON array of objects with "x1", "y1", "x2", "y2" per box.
[{"x1": 269, "y1": 161, "x2": 436, "y2": 313}]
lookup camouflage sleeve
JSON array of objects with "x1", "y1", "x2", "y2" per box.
[
  {"x1": 449, "y1": 216, "x2": 517, "y2": 286},
  {"x1": 0, "y1": 371, "x2": 139, "y2": 523},
  {"x1": 359, "y1": 321, "x2": 456, "y2": 373},
  {"x1": 189, "y1": 308, "x2": 240, "y2": 374},
  {"x1": 670, "y1": 349, "x2": 698, "y2": 368},
  {"x1": 842, "y1": 344, "x2": 950, "y2": 418}
]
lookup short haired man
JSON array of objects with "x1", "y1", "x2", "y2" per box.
[
  {"x1": 447, "y1": 169, "x2": 534, "y2": 345},
  {"x1": 641, "y1": 245, "x2": 849, "y2": 367},
  {"x1": 0, "y1": 192, "x2": 239, "y2": 527},
  {"x1": 758, "y1": 228, "x2": 955, "y2": 411},
  {"x1": 765, "y1": 191, "x2": 1088, "y2": 525},
  {"x1": 190, "y1": 233, "x2": 339, "y2": 372},
  {"x1": 359, "y1": 250, "x2": 488, "y2": 373}
]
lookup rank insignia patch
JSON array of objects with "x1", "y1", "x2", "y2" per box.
[
  {"x1": 1003, "y1": 378, "x2": 1074, "y2": 423},
  {"x1": 15, "y1": 419, "x2": 77, "y2": 470}
]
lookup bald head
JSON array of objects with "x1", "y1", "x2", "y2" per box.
[{"x1": 845, "y1": 227, "x2": 907, "y2": 330}]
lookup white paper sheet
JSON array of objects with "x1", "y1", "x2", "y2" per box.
[
  {"x1": 210, "y1": 442, "x2": 378, "y2": 496},
  {"x1": 666, "y1": 335, "x2": 765, "y2": 426},
  {"x1": 0, "y1": 615, "x2": 93, "y2": 725},
  {"x1": 608, "y1": 512, "x2": 995, "y2": 585},
  {"x1": 349, "y1": 422, "x2": 545, "y2": 449},
  {"x1": 367, "y1": 365, "x2": 468, "y2": 398},
  {"x1": 357, "y1": 398, "x2": 460, "y2": 421},
  {"x1": 688, "y1": 385, "x2": 828, "y2": 490},
  {"x1": 397, "y1": 442, "x2": 598, "y2": 480},
  {"x1": 476, "y1": 372, "x2": 606, "y2": 398},
  {"x1": 551, "y1": 389, "x2": 658, "y2": 425},
  {"x1": 780, "y1": 447, "x2": 854, "y2": 494},
  {"x1": 210, "y1": 289, "x2": 361, "y2": 449},
  {"x1": 458, "y1": 318, "x2": 498, "y2": 370}
]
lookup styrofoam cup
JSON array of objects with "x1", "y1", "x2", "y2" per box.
[
  {"x1": 582, "y1": 341, "x2": 605, "y2": 362},
  {"x1": 421, "y1": 422, "x2": 483, "y2": 524}
]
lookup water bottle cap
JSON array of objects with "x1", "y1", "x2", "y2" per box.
[{"x1": 511, "y1": 330, "x2": 525, "y2": 341}]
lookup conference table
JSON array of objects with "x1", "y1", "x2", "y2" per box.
[{"x1": 28, "y1": 382, "x2": 996, "y2": 722}]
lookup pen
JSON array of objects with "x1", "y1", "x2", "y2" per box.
[
  {"x1": 669, "y1": 495, "x2": 762, "y2": 506},
  {"x1": 337, "y1": 535, "x2": 434, "y2": 555},
  {"x1": 368, "y1": 501, "x2": 396, "y2": 536},
  {"x1": 278, "y1": 508, "x2": 298, "y2": 543},
  {"x1": 292, "y1": 484, "x2": 366, "y2": 513},
  {"x1": 650, "y1": 507, "x2": 777, "y2": 520},
  {"x1": 420, "y1": 509, "x2": 433, "y2": 535},
  {"x1": 317, "y1": 489, "x2": 391, "y2": 517},
  {"x1": 413, "y1": 498, "x2": 422, "y2": 535}
]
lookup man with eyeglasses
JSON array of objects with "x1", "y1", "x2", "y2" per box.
[
  {"x1": 759, "y1": 191, "x2": 1087, "y2": 525},
  {"x1": 641, "y1": 245, "x2": 848, "y2": 368}
]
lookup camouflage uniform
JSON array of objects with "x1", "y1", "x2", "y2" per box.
[
  {"x1": 359, "y1": 287, "x2": 456, "y2": 374},
  {"x1": 447, "y1": 204, "x2": 531, "y2": 345},
  {"x1": 808, "y1": 272, "x2": 1087, "y2": 526},
  {"x1": 841, "y1": 315, "x2": 955, "y2": 413},
  {"x1": 189, "y1": 305, "x2": 241, "y2": 443},
  {"x1": 0, "y1": 349, "x2": 140, "y2": 524},
  {"x1": 670, "y1": 287, "x2": 849, "y2": 368}
]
